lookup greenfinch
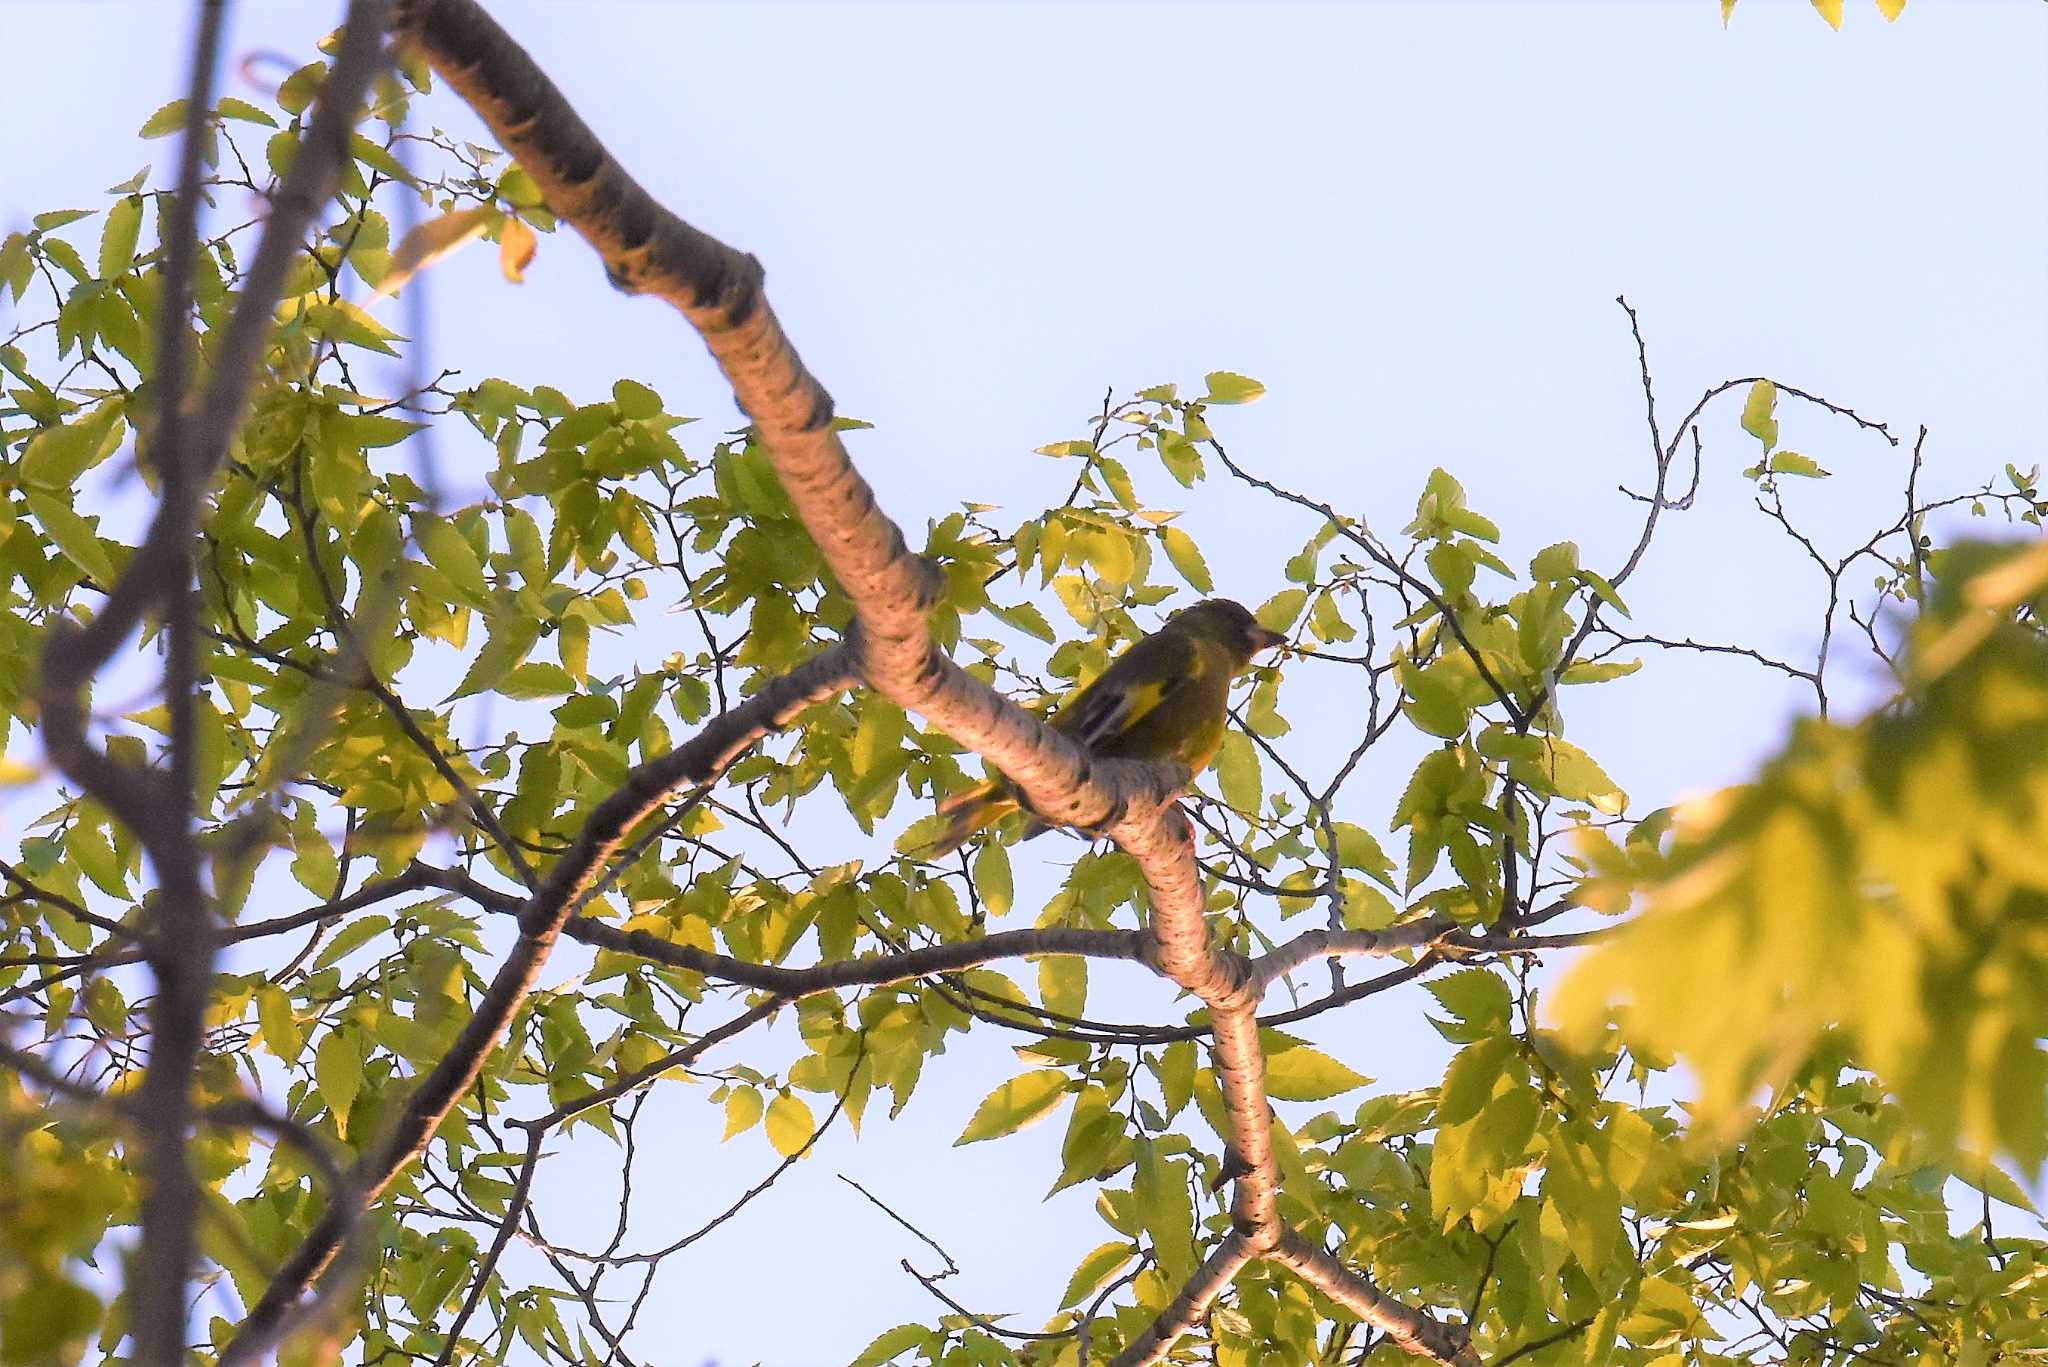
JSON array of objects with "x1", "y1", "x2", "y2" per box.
[{"x1": 916, "y1": 598, "x2": 1285, "y2": 858}]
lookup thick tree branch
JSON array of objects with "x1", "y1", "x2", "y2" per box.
[
  {"x1": 1272, "y1": 1234, "x2": 1480, "y2": 1367},
  {"x1": 1110, "y1": 1234, "x2": 1255, "y2": 1367},
  {"x1": 377, "y1": 5, "x2": 1471, "y2": 1361},
  {"x1": 23, "y1": 7, "x2": 391, "y2": 1364}
]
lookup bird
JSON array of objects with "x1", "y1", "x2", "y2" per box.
[{"x1": 911, "y1": 598, "x2": 1285, "y2": 858}]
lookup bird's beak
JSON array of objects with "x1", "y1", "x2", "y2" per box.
[{"x1": 1250, "y1": 626, "x2": 1286, "y2": 656}]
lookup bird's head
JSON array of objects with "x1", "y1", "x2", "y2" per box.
[{"x1": 1173, "y1": 598, "x2": 1287, "y2": 665}]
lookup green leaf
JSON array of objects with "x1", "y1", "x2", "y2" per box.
[
  {"x1": 302, "y1": 298, "x2": 405, "y2": 356},
  {"x1": 851, "y1": 1324, "x2": 931, "y2": 1367},
  {"x1": 1574, "y1": 568, "x2": 1631, "y2": 619},
  {"x1": 32, "y1": 208, "x2": 90, "y2": 232},
  {"x1": 413, "y1": 515, "x2": 487, "y2": 600},
  {"x1": 1740, "y1": 379, "x2": 1779, "y2": 450},
  {"x1": 0, "y1": 232, "x2": 32, "y2": 303},
  {"x1": 1203, "y1": 371, "x2": 1265, "y2": 404},
  {"x1": 98, "y1": 196, "x2": 142, "y2": 278},
  {"x1": 256, "y1": 985, "x2": 302, "y2": 1064},
  {"x1": 1257, "y1": 588, "x2": 1308, "y2": 634},
  {"x1": 1508, "y1": 735, "x2": 1627, "y2": 814},
  {"x1": 1767, "y1": 450, "x2": 1831, "y2": 479},
  {"x1": 1530, "y1": 541, "x2": 1580, "y2": 582},
  {"x1": 24, "y1": 489, "x2": 118, "y2": 585},
  {"x1": 956, "y1": 1070, "x2": 1071, "y2": 1144},
  {"x1": 1161, "y1": 525, "x2": 1213, "y2": 593},
  {"x1": 852, "y1": 698, "x2": 908, "y2": 779},
  {"x1": 315, "y1": 1028, "x2": 362, "y2": 1138},
  {"x1": 764, "y1": 1093, "x2": 814, "y2": 1156},
  {"x1": 972, "y1": 841, "x2": 1013, "y2": 918},
  {"x1": 215, "y1": 96, "x2": 278, "y2": 127},
  {"x1": 0, "y1": 1272, "x2": 99, "y2": 1364},
  {"x1": 137, "y1": 99, "x2": 190, "y2": 138},
  {"x1": 988, "y1": 599, "x2": 1056, "y2": 643},
  {"x1": 310, "y1": 914, "x2": 392, "y2": 972},
  {"x1": 1438, "y1": 1035, "x2": 1516, "y2": 1127},
  {"x1": 1158, "y1": 1040, "x2": 1195, "y2": 1119},
  {"x1": 1059, "y1": 1241, "x2": 1138, "y2": 1310},
  {"x1": 1264, "y1": 1039, "x2": 1372, "y2": 1101},
  {"x1": 1214, "y1": 730, "x2": 1262, "y2": 815},
  {"x1": 1561, "y1": 658, "x2": 1642, "y2": 685},
  {"x1": 448, "y1": 617, "x2": 542, "y2": 701},
  {"x1": 21, "y1": 401, "x2": 126, "y2": 489},
  {"x1": 1133, "y1": 1140, "x2": 1197, "y2": 1283},
  {"x1": 1952, "y1": 1152, "x2": 2040, "y2": 1217},
  {"x1": 1038, "y1": 955, "x2": 1087, "y2": 1020},
  {"x1": 1427, "y1": 969, "x2": 1512, "y2": 1035}
]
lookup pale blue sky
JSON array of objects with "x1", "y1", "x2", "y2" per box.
[{"x1": 7, "y1": 2, "x2": 2045, "y2": 1363}]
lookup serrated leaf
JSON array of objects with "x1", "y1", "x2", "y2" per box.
[
  {"x1": 315, "y1": 1029, "x2": 362, "y2": 1138},
  {"x1": 1158, "y1": 1040, "x2": 1195, "y2": 1119},
  {"x1": 1438, "y1": 1035, "x2": 1516, "y2": 1127},
  {"x1": 1561, "y1": 658, "x2": 1642, "y2": 685},
  {"x1": 764, "y1": 1093, "x2": 815, "y2": 1156},
  {"x1": 972, "y1": 841, "x2": 1012, "y2": 918},
  {"x1": 1257, "y1": 588, "x2": 1308, "y2": 633},
  {"x1": 1531, "y1": 541, "x2": 1580, "y2": 582},
  {"x1": 414, "y1": 515, "x2": 487, "y2": 600},
  {"x1": 98, "y1": 196, "x2": 142, "y2": 278},
  {"x1": 1203, "y1": 371, "x2": 1265, "y2": 404},
  {"x1": 24, "y1": 489, "x2": 117, "y2": 585},
  {"x1": 1059, "y1": 1241, "x2": 1138, "y2": 1310},
  {"x1": 1214, "y1": 729, "x2": 1262, "y2": 815},
  {"x1": 1509, "y1": 735, "x2": 1627, "y2": 814},
  {"x1": 310, "y1": 914, "x2": 392, "y2": 972},
  {"x1": 956, "y1": 1070, "x2": 1070, "y2": 1144},
  {"x1": 21, "y1": 402, "x2": 126, "y2": 489},
  {"x1": 1161, "y1": 525, "x2": 1213, "y2": 593},
  {"x1": 1038, "y1": 955, "x2": 1087, "y2": 1020},
  {"x1": 988, "y1": 599, "x2": 1056, "y2": 643},
  {"x1": 1133, "y1": 1141, "x2": 1197, "y2": 1283},
  {"x1": 256, "y1": 985, "x2": 302, "y2": 1064},
  {"x1": 1428, "y1": 969, "x2": 1513, "y2": 1033},
  {"x1": 215, "y1": 95, "x2": 278, "y2": 127},
  {"x1": 1767, "y1": 450, "x2": 1831, "y2": 479},
  {"x1": 1740, "y1": 379, "x2": 1779, "y2": 450},
  {"x1": 138, "y1": 99, "x2": 189, "y2": 139},
  {"x1": 851, "y1": 1324, "x2": 931, "y2": 1367},
  {"x1": 1264, "y1": 1042, "x2": 1372, "y2": 1101},
  {"x1": 720, "y1": 1087, "x2": 762, "y2": 1141},
  {"x1": 852, "y1": 698, "x2": 907, "y2": 779}
]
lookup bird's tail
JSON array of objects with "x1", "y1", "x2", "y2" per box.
[{"x1": 904, "y1": 780, "x2": 1018, "y2": 859}]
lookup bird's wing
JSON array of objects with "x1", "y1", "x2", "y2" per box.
[{"x1": 1053, "y1": 631, "x2": 1200, "y2": 750}]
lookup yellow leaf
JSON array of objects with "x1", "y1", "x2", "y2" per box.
[
  {"x1": 498, "y1": 215, "x2": 537, "y2": 283},
  {"x1": 1875, "y1": 0, "x2": 1905, "y2": 19},
  {"x1": 764, "y1": 1092, "x2": 815, "y2": 1156},
  {"x1": 1811, "y1": 0, "x2": 1844, "y2": 28},
  {"x1": 368, "y1": 204, "x2": 497, "y2": 302},
  {"x1": 1721, "y1": 0, "x2": 1737, "y2": 25}
]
